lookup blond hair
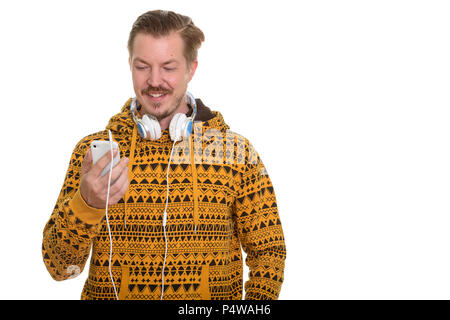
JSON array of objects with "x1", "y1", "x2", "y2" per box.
[{"x1": 127, "y1": 10, "x2": 205, "y2": 67}]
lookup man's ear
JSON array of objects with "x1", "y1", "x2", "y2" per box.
[
  {"x1": 187, "y1": 60, "x2": 198, "y2": 82},
  {"x1": 128, "y1": 56, "x2": 132, "y2": 71}
]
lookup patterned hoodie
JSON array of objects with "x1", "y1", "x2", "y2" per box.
[{"x1": 42, "y1": 97, "x2": 286, "y2": 300}]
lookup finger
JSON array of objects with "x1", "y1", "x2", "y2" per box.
[
  {"x1": 91, "y1": 148, "x2": 119, "y2": 177},
  {"x1": 100, "y1": 156, "x2": 129, "y2": 185},
  {"x1": 109, "y1": 176, "x2": 130, "y2": 205},
  {"x1": 109, "y1": 165, "x2": 129, "y2": 198},
  {"x1": 81, "y1": 149, "x2": 93, "y2": 176}
]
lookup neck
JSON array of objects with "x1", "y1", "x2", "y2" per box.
[{"x1": 137, "y1": 100, "x2": 190, "y2": 131}]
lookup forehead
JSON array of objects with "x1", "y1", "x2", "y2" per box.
[{"x1": 131, "y1": 32, "x2": 185, "y2": 64}]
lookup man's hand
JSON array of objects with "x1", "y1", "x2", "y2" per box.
[{"x1": 80, "y1": 148, "x2": 129, "y2": 209}]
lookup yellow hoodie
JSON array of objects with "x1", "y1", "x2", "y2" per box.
[{"x1": 42, "y1": 97, "x2": 286, "y2": 300}]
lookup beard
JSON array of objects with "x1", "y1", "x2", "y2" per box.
[
  {"x1": 139, "y1": 85, "x2": 185, "y2": 121},
  {"x1": 150, "y1": 92, "x2": 184, "y2": 121}
]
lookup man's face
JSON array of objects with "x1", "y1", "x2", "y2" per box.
[{"x1": 129, "y1": 32, "x2": 197, "y2": 121}]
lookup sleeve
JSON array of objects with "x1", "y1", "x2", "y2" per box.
[
  {"x1": 233, "y1": 139, "x2": 287, "y2": 300},
  {"x1": 42, "y1": 138, "x2": 106, "y2": 281}
]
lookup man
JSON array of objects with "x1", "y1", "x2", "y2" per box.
[{"x1": 42, "y1": 9, "x2": 286, "y2": 300}]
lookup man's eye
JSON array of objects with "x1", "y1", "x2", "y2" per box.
[
  {"x1": 164, "y1": 67, "x2": 175, "y2": 71},
  {"x1": 136, "y1": 66, "x2": 147, "y2": 70}
]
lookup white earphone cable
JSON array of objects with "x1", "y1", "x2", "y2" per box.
[
  {"x1": 129, "y1": 93, "x2": 196, "y2": 300},
  {"x1": 160, "y1": 139, "x2": 177, "y2": 300},
  {"x1": 106, "y1": 129, "x2": 119, "y2": 300}
]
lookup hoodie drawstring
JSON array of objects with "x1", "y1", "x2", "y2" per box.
[
  {"x1": 190, "y1": 133, "x2": 199, "y2": 233},
  {"x1": 124, "y1": 124, "x2": 138, "y2": 227}
]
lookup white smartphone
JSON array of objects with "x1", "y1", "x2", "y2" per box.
[{"x1": 90, "y1": 140, "x2": 121, "y2": 177}]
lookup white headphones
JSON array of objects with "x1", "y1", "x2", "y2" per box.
[{"x1": 130, "y1": 91, "x2": 197, "y2": 142}]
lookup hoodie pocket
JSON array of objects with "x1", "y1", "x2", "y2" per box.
[
  {"x1": 199, "y1": 264, "x2": 211, "y2": 300},
  {"x1": 118, "y1": 266, "x2": 130, "y2": 300},
  {"x1": 118, "y1": 264, "x2": 211, "y2": 300}
]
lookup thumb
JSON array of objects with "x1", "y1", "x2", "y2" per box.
[{"x1": 81, "y1": 149, "x2": 93, "y2": 176}]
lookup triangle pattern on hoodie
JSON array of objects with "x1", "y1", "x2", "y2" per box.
[{"x1": 42, "y1": 97, "x2": 286, "y2": 300}]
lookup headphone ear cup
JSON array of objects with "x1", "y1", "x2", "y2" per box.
[
  {"x1": 169, "y1": 113, "x2": 189, "y2": 142},
  {"x1": 142, "y1": 114, "x2": 161, "y2": 140},
  {"x1": 136, "y1": 119, "x2": 148, "y2": 139}
]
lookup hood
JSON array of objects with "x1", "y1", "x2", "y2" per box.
[{"x1": 104, "y1": 97, "x2": 231, "y2": 232}]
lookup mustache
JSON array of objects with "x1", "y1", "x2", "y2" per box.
[{"x1": 142, "y1": 86, "x2": 171, "y2": 95}]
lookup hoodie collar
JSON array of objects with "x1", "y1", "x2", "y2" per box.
[{"x1": 106, "y1": 97, "x2": 229, "y2": 138}]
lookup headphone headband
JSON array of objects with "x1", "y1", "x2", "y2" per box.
[
  {"x1": 185, "y1": 91, "x2": 197, "y2": 121},
  {"x1": 130, "y1": 91, "x2": 197, "y2": 141},
  {"x1": 130, "y1": 91, "x2": 197, "y2": 119}
]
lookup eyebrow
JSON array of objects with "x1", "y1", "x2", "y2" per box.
[{"x1": 134, "y1": 58, "x2": 179, "y2": 65}]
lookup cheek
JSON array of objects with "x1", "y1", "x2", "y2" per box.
[
  {"x1": 131, "y1": 70, "x2": 185, "y2": 90},
  {"x1": 132, "y1": 72, "x2": 147, "y2": 88},
  {"x1": 167, "y1": 73, "x2": 188, "y2": 89}
]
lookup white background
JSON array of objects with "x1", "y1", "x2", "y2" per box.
[{"x1": 0, "y1": 0, "x2": 449, "y2": 300}]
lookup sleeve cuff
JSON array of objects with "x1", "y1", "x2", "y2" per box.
[{"x1": 69, "y1": 189, "x2": 105, "y2": 225}]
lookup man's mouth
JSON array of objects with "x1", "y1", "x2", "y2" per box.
[
  {"x1": 149, "y1": 93, "x2": 165, "y2": 97},
  {"x1": 146, "y1": 92, "x2": 169, "y2": 101}
]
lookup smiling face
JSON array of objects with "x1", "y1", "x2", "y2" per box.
[{"x1": 129, "y1": 32, "x2": 198, "y2": 122}]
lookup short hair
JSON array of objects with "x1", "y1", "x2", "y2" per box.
[{"x1": 127, "y1": 10, "x2": 205, "y2": 67}]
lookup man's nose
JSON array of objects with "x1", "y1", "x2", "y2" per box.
[{"x1": 147, "y1": 69, "x2": 163, "y2": 87}]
